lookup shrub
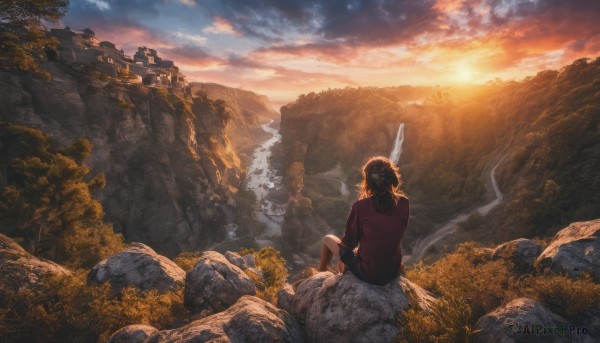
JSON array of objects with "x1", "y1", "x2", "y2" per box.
[
  {"x1": 0, "y1": 122, "x2": 125, "y2": 269},
  {"x1": 173, "y1": 251, "x2": 202, "y2": 272},
  {"x1": 118, "y1": 99, "x2": 134, "y2": 109},
  {"x1": 407, "y1": 242, "x2": 517, "y2": 318},
  {"x1": 402, "y1": 242, "x2": 600, "y2": 342},
  {"x1": 523, "y1": 274, "x2": 600, "y2": 322},
  {"x1": 0, "y1": 271, "x2": 186, "y2": 342},
  {"x1": 240, "y1": 247, "x2": 288, "y2": 303},
  {"x1": 399, "y1": 291, "x2": 477, "y2": 343}
]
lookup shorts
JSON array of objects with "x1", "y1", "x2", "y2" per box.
[{"x1": 339, "y1": 246, "x2": 367, "y2": 281}]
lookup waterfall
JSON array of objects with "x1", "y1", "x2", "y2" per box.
[{"x1": 389, "y1": 123, "x2": 405, "y2": 164}]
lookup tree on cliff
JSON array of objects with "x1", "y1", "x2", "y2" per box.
[
  {"x1": 0, "y1": 0, "x2": 69, "y2": 78},
  {"x1": 0, "y1": 122, "x2": 124, "y2": 268}
]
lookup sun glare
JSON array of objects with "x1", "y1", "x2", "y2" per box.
[{"x1": 455, "y1": 65, "x2": 475, "y2": 83}]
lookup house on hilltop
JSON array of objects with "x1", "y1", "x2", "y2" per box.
[
  {"x1": 50, "y1": 27, "x2": 121, "y2": 66},
  {"x1": 132, "y1": 46, "x2": 185, "y2": 87},
  {"x1": 80, "y1": 28, "x2": 99, "y2": 46},
  {"x1": 134, "y1": 47, "x2": 175, "y2": 69},
  {"x1": 49, "y1": 28, "x2": 187, "y2": 90}
]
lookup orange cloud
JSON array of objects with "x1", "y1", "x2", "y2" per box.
[
  {"x1": 202, "y1": 17, "x2": 238, "y2": 36},
  {"x1": 63, "y1": 0, "x2": 600, "y2": 107}
]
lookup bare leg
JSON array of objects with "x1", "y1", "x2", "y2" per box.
[{"x1": 318, "y1": 234, "x2": 341, "y2": 271}]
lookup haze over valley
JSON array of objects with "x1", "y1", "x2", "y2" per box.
[{"x1": 1, "y1": 1, "x2": 600, "y2": 342}]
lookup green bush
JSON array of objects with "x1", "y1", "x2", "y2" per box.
[{"x1": 0, "y1": 122, "x2": 125, "y2": 269}]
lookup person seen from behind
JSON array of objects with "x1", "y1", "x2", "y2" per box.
[{"x1": 317, "y1": 156, "x2": 409, "y2": 286}]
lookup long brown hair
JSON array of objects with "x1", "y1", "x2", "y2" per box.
[{"x1": 358, "y1": 156, "x2": 405, "y2": 213}]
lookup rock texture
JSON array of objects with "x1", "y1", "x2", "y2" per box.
[
  {"x1": 88, "y1": 243, "x2": 185, "y2": 291},
  {"x1": 278, "y1": 271, "x2": 434, "y2": 343},
  {"x1": 0, "y1": 233, "x2": 70, "y2": 294},
  {"x1": 536, "y1": 219, "x2": 600, "y2": 280},
  {"x1": 0, "y1": 66, "x2": 248, "y2": 255},
  {"x1": 107, "y1": 324, "x2": 159, "y2": 343},
  {"x1": 147, "y1": 296, "x2": 303, "y2": 343},
  {"x1": 474, "y1": 297, "x2": 594, "y2": 343},
  {"x1": 189, "y1": 82, "x2": 279, "y2": 163},
  {"x1": 185, "y1": 251, "x2": 256, "y2": 313},
  {"x1": 225, "y1": 251, "x2": 264, "y2": 280},
  {"x1": 492, "y1": 238, "x2": 544, "y2": 272}
]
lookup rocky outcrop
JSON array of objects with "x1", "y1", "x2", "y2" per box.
[
  {"x1": 107, "y1": 324, "x2": 159, "y2": 343},
  {"x1": 88, "y1": 243, "x2": 185, "y2": 292},
  {"x1": 184, "y1": 251, "x2": 256, "y2": 313},
  {"x1": 278, "y1": 271, "x2": 434, "y2": 343},
  {"x1": 189, "y1": 82, "x2": 279, "y2": 162},
  {"x1": 536, "y1": 219, "x2": 600, "y2": 280},
  {"x1": 189, "y1": 82, "x2": 278, "y2": 129},
  {"x1": 474, "y1": 297, "x2": 594, "y2": 343},
  {"x1": 224, "y1": 251, "x2": 264, "y2": 280},
  {"x1": 146, "y1": 296, "x2": 303, "y2": 343},
  {"x1": 492, "y1": 238, "x2": 544, "y2": 272},
  {"x1": 0, "y1": 233, "x2": 70, "y2": 294},
  {"x1": 0, "y1": 66, "x2": 247, "y2": 255}
]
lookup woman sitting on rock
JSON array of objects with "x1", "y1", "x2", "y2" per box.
[{"x1": 317, "y1": 156, "x2": 409, "y2": 286}]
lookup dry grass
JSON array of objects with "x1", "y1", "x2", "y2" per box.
[
  {"x1": 401, "y1": 242, "x2": 600, "y2": 342},
  {"x1": 0, "y1": 270, "x2": 186, "y2": 342},
  {"x1": 240, "y1": 247, "x2": 289, "y2": 304}
]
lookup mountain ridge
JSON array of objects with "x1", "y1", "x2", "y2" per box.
[{"x1": 277, "y1": 58, "x2": 600, "y2": 259}]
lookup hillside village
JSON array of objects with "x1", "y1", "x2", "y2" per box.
[{"x1": 49, "y1": 27, "x2": 187, "y2": 90}]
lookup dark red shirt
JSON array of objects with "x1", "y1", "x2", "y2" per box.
[{"x1": 338, "y1": 196, "x2": 409, "y2": 285}]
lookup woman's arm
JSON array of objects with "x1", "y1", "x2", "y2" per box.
[{"x1": 338, "y1": 203, "x2": 361, "y2": 265}]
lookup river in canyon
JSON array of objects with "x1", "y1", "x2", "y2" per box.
[{"x1": 246, "y1": 119, "x2": 285, "y2": 238}]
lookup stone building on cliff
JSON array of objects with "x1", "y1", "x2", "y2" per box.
[{"x1": 49, "y1": 27, "x2": 186, "y2": 89}]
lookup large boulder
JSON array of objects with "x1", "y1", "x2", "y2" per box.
[
  {"x1": 492, "y1": 238, "x2": 544, "y2": 272},
  {"x1": 536, "y1": 219, "x2": 600, "y2": 280},
  {"x1": 0, "y1": 233, "x2": 70, "y2": 294},
  {"x1": 224, "y1": 251, "x2": 264, "y2": 281},
  {"x1": 88, "y1": 243, "x2": 185, "y2": 292},
  {"x1": 107, "y1": 324, "x2": 159, "y2": 343},
  {"x1": 474, "y1": 297, "x2": 595, "y2": 343},
  {"x1": 224, "y1": 251, "x2": 256, "y2": 269},
  {"x1": 147, "y1": 295, "x2": 303, "y2": 342},
  {"x1": 184, "y1": 251, "x2": 256, "y2": 313},
  {"x1": 278, "y1": 271, "x2": 434, "y2": 343}
]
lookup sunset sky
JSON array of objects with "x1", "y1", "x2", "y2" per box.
[{"x1": 62, "y1": 0, "x2": 600, "y2": 108}]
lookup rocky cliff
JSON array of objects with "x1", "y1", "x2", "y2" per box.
[
  {"x1": 0, "y1": 63, "x2": 247, "y2": 255},
  {"x1": 189, "y1": 82, "x2": 279, "y2": 163}
]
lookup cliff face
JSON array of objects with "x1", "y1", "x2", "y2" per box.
[
  {"x1": 279, "y1": 86, "x2": 476, "y2": 244},
  {"x1": 189, "y1": 82, "x2": 279, "y2": 163},
  {"x1": 0, "y1": 63, "x2": 245, "y2": 255},
  {"x1": 280, "y1": 88, "x2": 418, "y2": 175}
]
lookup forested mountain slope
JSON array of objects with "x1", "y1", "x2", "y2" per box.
[{"x1": 279, "y1": 58, "x2": 600, "y2": 255}]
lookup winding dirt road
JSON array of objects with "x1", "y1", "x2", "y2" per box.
[{"x1": 405, "y1": 153, "x2": 508, "y2": 263}]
